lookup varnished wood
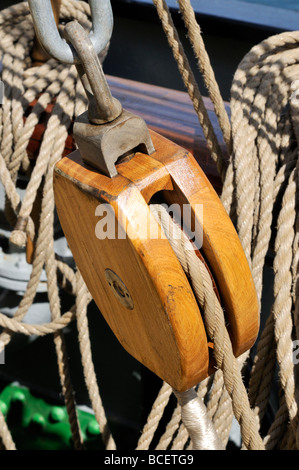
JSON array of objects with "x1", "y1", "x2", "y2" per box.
[
  {"x1": 26, "y1": 186, "x2": 42, "y2": 264},
  {"x1": 53, "y1": 130, "x2": 259, "y2": 389},
  {"x1": 27, "y1": 75, "x2": 227, "y2": 192},
  {"x1": 151, "y1": 146, "x2": 259, "y2": 356},
  {"x1": 54, "y1": 143, "x2": 210, "y2": 391},
  {"x1": 118, "y1": 132, "x2": 259, "y2": 356},
  {"x1": 108, "y1": 75, "x2": 228, "y2": 194}
]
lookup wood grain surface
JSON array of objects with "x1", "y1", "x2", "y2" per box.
[
  {"x1": 54, "y1": 130, "x2": 259, "y2": 390},
  {"x1": 27, "y1": 74, "x2": 227, "y2": 193},
  {"x1": 54, "y1": 143, "x2": 210, "y2": 391}
]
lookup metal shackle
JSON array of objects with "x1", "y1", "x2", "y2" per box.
[
  {"x1": 64, "y1": 20, "x2": 122, "y2": 124},
  {"x1": 28, "y1": 0, "x2": 113, "y2": 64}
]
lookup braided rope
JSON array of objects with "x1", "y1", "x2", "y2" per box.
[
  {"x1": 135, "y1": 7, "x2": 298, "y2": 451},
  {"x1": 152, "y1": 0, "x2": 227, "y2": 180},
  {"x1": 0, "y1": 0, "x2": 101, "y2": 449},
  {"x1": 150, "y1": 204, "x2": 264, "y2": 450},
  {"x1": 75, "y1": 271, "x2": 116, "y2": 450},
  {"x1": 136, "y1": 382, "x2": 173, "y2": 450},
  {"x1": 177, "y1": 0, "x2": 232, "y2": 156},
  {"x1": 0, "y1": 410, "x2": 16, "y2": 450}
]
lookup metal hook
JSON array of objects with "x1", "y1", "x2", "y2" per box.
[
  {"x1": 64, "y1": 21, "x2": 122, "y2": 124},
  {"x1": 28, "y1": 0, "x2": 113, "y2": 64}
]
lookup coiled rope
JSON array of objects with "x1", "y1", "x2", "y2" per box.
[
  {"x1": 0, "y1": 0, "x2": 297, "y2": 450},
  {"x1": 0, "y1": 0, "x2": 115, "y2": 450}
]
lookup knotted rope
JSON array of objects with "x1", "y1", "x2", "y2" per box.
[{"x1": 0, "y1": 0, "x2": 297, "y2": 451}]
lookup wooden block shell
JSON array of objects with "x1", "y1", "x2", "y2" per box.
[{"x1": 54, "y1": 130, "x2": 259, "y2": 390}]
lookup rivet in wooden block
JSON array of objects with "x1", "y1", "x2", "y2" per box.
[{"x1": 105, "y1": 269, "x2": 134, "y2": 310}]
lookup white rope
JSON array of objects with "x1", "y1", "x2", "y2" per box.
[{"x1": 173, "y1": 388, "x2": 224, "y2": 450}]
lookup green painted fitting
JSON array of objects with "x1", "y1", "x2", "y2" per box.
[
  {"x1": 0, "y1": 384, "x2": 104, "y2": 449},
  {"x1": 86, "y1": 420, "x2": 100, "y2": 436},
  {"x1": 11, "y1": 390, "x2": 26, "y2": 403},
  {"x1": 50, "y1": 406, "x2": 66, "y2": 423},
  {"x1": 31, "y1": 412, "x2": 46, "y2": 428},
  {"x1": 0, "y1": 399, "x2": 8, "y2": 416}
]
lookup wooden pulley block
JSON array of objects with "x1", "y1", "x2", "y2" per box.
[{"x1": 53, "y1": 130, "x2": 259, "y2": 392}]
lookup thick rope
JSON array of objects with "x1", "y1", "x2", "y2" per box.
[
  {"x1": 0, "y1": 0, "x2": 96, "y2": 450},
  {"x1": 222, "y1": 33, "x2": 299, "y2": 448},
  {"x1": 40, "y1": 69, "x2": 84, "y2": 451},
  {"x1": 173, "y1": 388, "x2": 224, "y2": 450},
  {"x1": 177, "y1": 0, "x2": 232, "y2": 156},
  {"x1": 152, "y1": 0, "x2": 227, "y2": 180},
  {"x1": 75, "y1": 270, "x2": 116, "y2": 450},
  {"x1": 0, "y1": 410, "x2": 16, "y2": 450},
  {"x1": 150, "y1": 204, "x2": 264, "y2": 450},
  {"x1": 136, "y1": 382, "x2": 173, "y2": 450}
]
